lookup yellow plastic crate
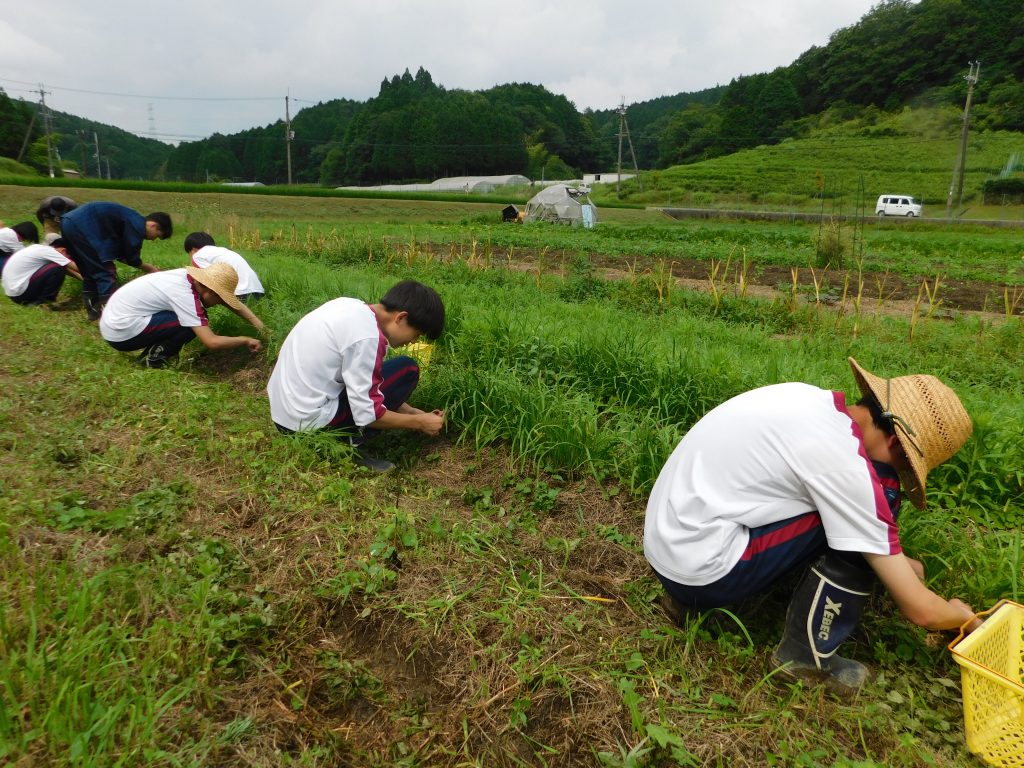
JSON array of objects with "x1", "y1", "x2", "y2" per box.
[{"x1": 948, "y1": 600, "x2": 1024, "y2": 766}]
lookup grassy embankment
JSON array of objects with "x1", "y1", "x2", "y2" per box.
[
  {"x1": 613, "y1": 107, "x2": 1024, "y2": 219},
  {"x1": 1, "y1": 186, "x2": 1022, "y2": 766}
]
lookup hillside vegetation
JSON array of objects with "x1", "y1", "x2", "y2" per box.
[{"x1": 622, "y1": 106, "x2": 1024, "y2": 210}]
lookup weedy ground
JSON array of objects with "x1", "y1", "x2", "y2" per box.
[{"x1": 1, "y1": 185, "x2": 1021, "y2": 767}]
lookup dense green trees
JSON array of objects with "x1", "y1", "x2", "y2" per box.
[
  {"x1": 166, "y1": 69, "x2": 598, "y2": 186},
  {"x1": 0, "y1": 90, "x2": 170, "y2": 179},
  {"x1": 322, "y1": 72, "x2": 530, "y2": 185},
  {"x1": 0, "y1": 90, "x2": 37, "y2": 162}
]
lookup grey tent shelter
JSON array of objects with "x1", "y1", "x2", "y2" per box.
[{"x1": 523, "y1": 185, "x2": 598, "y2": 228}]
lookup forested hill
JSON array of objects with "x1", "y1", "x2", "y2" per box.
[
  {"x1": 0, "y1": 89, "x2": 171, "y2": 180},
  {"x1": 162, "y1": 70, "x2": 606, "y2": 186},
  {"x1": 163, "y1": 97, "x2": 361, "y2": 186},
  {"x1": 3, "y1": 0, "x2": 1022, "y2": 184}
]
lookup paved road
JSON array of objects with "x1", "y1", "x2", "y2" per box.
[{"x1": 655, "y1": 207, "x2": 1024, "y2": 228}]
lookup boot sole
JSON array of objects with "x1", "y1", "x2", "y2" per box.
[{"x1": 770, "y1": 652, "x2": 870, "y2": 696}]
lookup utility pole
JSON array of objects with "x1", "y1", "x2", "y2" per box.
[
  {"x1": 78, "y1": 130, "x2": 89, "y2": 177},
  {"x1": 285, "y1": 92, "x2": 293, "y2": 185},
  {"x1": 945, "y1": 61, "x2": 981, "y2": 218},
  {"x1": 16, "y1": 109, "x2": 37, "y2": 163},
  {"x1": 37, "y1": 84, "x2": 55, "y2": 178},
  {"x1": 93, "y1": 132, "x2": 102, "y2": 177},
  {"x1": 615, "y1": 99, "x2": 642, "y2": 197}
]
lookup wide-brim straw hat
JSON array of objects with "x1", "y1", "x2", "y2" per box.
[
  {"x1": 848, "y1": 357, "x2": 972, "y2": 509},
  {"x1": 186, "y1": 263, "x2": 245, "y2": 313}
]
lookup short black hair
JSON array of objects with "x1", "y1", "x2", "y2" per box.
[
  {"x1": 856, "y1": 393, "x2": 896, "y2": 436},
  {"x1": 183, "y1": 231, "x2": 216, "y2": 253},
  {"x1": 146, "y1": 212, "x2": 173, "y2": 239},
  {"x1": 12, "y1": 221, "x2": 39, "y2": 243},
  {"x1": 48, "y1": 237, "x2": 68, "y2": 249},
  {"x1": 380, "y1": 280, "x2": 445, "y2": 340}
]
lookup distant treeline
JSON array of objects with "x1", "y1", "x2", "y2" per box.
[{"x1": 2, "y1": 0, "x2": 1022, "y2": 184}]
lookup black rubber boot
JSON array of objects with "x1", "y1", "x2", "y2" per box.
[
  {"x1": 771, "y1": 553, "x2": 875, "y2": 694},
  {"x1": 136, "y1": 344, "x2": 171, "y2": 369},
  {"x1": 83, "y1": 292, "x2": 101, "y2": 321},
  {"x1": 347, "y1": 433, "x2": 394, "y2": 472},
  {"x1": 354, "y1": 447, "x2": 395, "y2": 472}
]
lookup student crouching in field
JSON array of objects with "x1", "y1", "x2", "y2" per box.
[
  {"x1": 2, "y1": 236, "x2": 82, "y2": 305},
  {"x1": 0, "y1": 221, "x2": 40, "y2": 275},
  {"x1": 267, "y1": 280, "x2": 445, "y2": 472},
  {"x1": 183, "y1": 231, "x2": 265, "y2": 303},
  {"x1": 99, "y1": 262, "x2": 264, "y2": 368},
  {"x1": 59, "y1": 202, "x2": 171, "y2": 320},
  {"x1": 644, "y1": 357, "x2": 980, "y2": 694}
]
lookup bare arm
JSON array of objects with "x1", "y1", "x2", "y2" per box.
[
  {"x1": 231, "y1": 302, "x2": 264, "y2": 332},
  {"x1": 64, "y1": 261, "x2": 83, "y2": 281},
  {"x1": 865, "y1": 552, "x2": 980, "y2": 632},
  {"x1": 139, "y1": 262, "x2": 160, "y2": 274},
  {"x1": 192, "y1": 324, "x2": 262, "y2": 353},
  {"x1": 369, "y1": 408, "x2": 444, "y2": 436}
]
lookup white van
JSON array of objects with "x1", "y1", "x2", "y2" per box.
[{"x1": 876, "y1": 195, "x2": 922, "y2": 217}]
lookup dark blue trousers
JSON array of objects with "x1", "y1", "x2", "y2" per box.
[
  {"x1": 10, "y1": 263, "x2": 66, "y2": 304},
  {"x1": 325, "y1": 356, "x2": 420, "y2": 433},
  {"x1": 106, "y1": 310, "x2": 196, "y2": 356},
  {"x1": 655, "y1": 461, "x2": 902, "y2": 609}
]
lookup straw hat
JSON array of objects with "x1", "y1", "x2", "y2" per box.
[
  {"x1": 848, "y1": 357, "x2": 972, "y2": 509},
  {"x1": 186, "y1": 262, "x2": 244, "y2": 313}
]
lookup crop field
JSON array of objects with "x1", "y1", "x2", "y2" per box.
[{"x1": 1, "y1": 185, "x2": 1022, "y2": 766}]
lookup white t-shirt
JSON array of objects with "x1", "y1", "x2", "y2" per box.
[
  {"x1": 644, "y1": 383, "x2": 901, "y2": 586},
  {"x1": 190, "y1": 246, "x2": 264, "y2": 295},
  {"x1": 99, "y1": 269, "x2": 209, "y2": 342},
  {"x1": 267, "y1": 297, "x2": 388, "y2": 431},
  {"x1": 0, "y1": 228, "x2": 25, "y2": 255},
  {"x1": 2, "y1": 244, "x2": 72, "y2": 297}
]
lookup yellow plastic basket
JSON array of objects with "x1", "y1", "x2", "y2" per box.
[
  {"x1": 405, "y1": 341, "x2": 434, "y2": 369},
  {"x1": 948, "y1": 600, "x2": 1024, "y2": 766}
]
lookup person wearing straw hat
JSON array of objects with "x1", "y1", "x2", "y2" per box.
[
  {"x1": 99, "y1": 262, "x2": 264, "y2": 368},
  {"x1": 267, "y1": 280, "x2": 445, "y2": 472},
  {"x1": 644, "y1": 357, "x2": 980, "y2": 693}
]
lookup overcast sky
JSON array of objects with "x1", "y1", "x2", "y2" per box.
[{"x1": 1, "y1": 0, "x2": 882, "y2": 145}]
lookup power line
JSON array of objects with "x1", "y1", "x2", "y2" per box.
[{"x1": 0, "y1": 76, "x2": 283, "y2": 102}]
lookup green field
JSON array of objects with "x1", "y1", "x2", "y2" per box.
[
  {"x1": 614, "y1": 108, "x2": 1024, "y2": 218},
  {"x1": 1, "y1": 185, "x2": 1022, "y2": 766}
]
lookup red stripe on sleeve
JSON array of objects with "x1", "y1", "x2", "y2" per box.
[{"x1": 834, "y1": 390, "x2": 902, "y2": 554}]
